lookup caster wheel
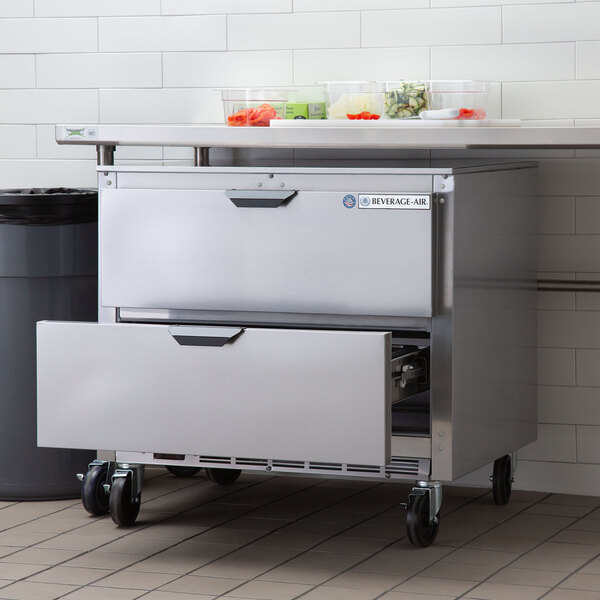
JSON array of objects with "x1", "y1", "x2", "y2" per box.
[
  {"x1": 406, "y1": 490, "x2": 439, "y2": 547},
  {"x1": 206, "y1": 468, "x2": 242, "y2": 485},
  {"x1": 109, "y1": 475, "x2": 141, "y2": 526},
  {"x1": 166, "y1": 466, "x2": 202, "y2": 478},
  {"x1": 492, "y1": 455, "x2": 512, "y2": 505},
  {"x1": 81, "y1": 465, "x2": 109, "y2": 516}
]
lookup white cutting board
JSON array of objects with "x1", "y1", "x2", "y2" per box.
[{"x1": 271, "y1": 119, "x2": 520, "y2": 128}]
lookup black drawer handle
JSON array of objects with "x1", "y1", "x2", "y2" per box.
[
  {"x1": 168, "y1": 326, "x2": 243, "y2": 347},
  {"x1": 225, "y1": 189, "x2": 297, "y2": 208}
]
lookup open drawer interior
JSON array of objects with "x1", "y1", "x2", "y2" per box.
[{"x1": 391, "y1": 342, "x2": 431, "y2": 437}]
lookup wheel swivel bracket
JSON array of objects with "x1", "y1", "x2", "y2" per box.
[
  {"x1": 110, "y1": 463, "x2": 145, "y2": 502},
  {"x1": 413, "y1": 480, "x2": 443, "y2": 521}
]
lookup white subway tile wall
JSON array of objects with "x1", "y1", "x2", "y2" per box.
[{"x1": 0, "y1": 2, "x2": 599, "y2": 496}]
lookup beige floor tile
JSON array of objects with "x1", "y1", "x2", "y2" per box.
[
  {"x1": 282, "y1": 586, "x2": 381, "y2": 600},
  {"x1": 469, "y1": 499, "x2": 534, "y2": 514},
  {"x1": 489, "y1": 523, "x2": 561, "y2": 542},
  {"x1": 0, "y1": 563, "x2": 47, "y2": 581},
  {"x1": 580, "y1": 556, "x2": 600, "y2": 575},
  {"x1": 510, "y1": 513, "x2": 577, "y2": 529},
  {"x1": 0, "y1": 580, "x2": 77, "y2": 600},
  {"x1": 36, "y1": 533, "x2": 117, "y2": 551},
  {"x1": 278, "y1": 521, "x2": 345, "y2": 538},
  {"x1": 524, "y1": 503, "x2": 591, "y2": 518},
  {"x1": 324, "y1": 571, "x2": 407, "y2": 592},
  {"x1": 225, "y1": 579, "x2": 312, "y2": 599},
  {"x1": 554, "y1": 530, "x2": 600, "y2": 546},
  {"x1": 253, "y1": 532, "x2": 325, "y2": 551},
  {"x1": 0, "y1": 531, "x2": 55, "y2": 547},
  {"x1": 16, "y1": 518, "x2": 93, "y2": 535},
  {"x1": 159, "y1": 575, "x2": 243, "y2": 595},
  {"x1": 28, "y1": 566, "x2": 114, "y2": 585},
  {"x1": 377, "y1": 542, "x2": 454, "y2": 561},
  {"x1": 379, "y1": 592, "x2": 459, "y2": 600},
  {"x1": 510, "y1": 554, "x2": 589, "y2": 572},
  {"x1": 353, "y1": 556, "x2": 433, "y2": 576},
  {"x1": 195, "y1": 528, "x2": 265, "y2": 546},
  {"x1": 258, "y1": 565, "x2": 338, "y2": 585},
  {"x1": 100, "y1": 536, "x2": 175, "y2": 555},
  {"x1": 91, "y1": 569, "x2": 179, "y2": 590},
  {"x1": 439, "y1": 548, "x2": 518, "y2": 568},
  {"x1": 312, "y1": 536, "x2": 389, "y2": 556},
  {"x1": 130, "y1": 523, "x2": 208, "y2": 541},
  {"x1": 463, "y1": 582, "x2": 549, "y2": 600},
  {"x1": 284, "y1": 551, "x2": 364, "y2": 571},
  {"x1": 393, "y1": 576, "x2": 475, "y2": 596},
  {"x1": 63, "y1": 551, "x2": 147, "y2": 569},
  {"x1": 142, "y1": 593, "x2": 216, "y2": 600},
  {"x1": 419, "y1": 561, "x2": 497, "y2": 581},
  {"x1": 544, "y1": 589, "x2": 600, "y2": 599},
  {"x1": 64, "y1": 587, "x2": 147, "y2": 599},
  {"x1": 128, "y1": 554, "x2": 213, "y2": 575},
  {"x1": 0, "y1": 548, "x2": 80, "y2": 566},
  {"x1": 531, "y1": 542, "x2": 600, "y2": 558},
  {"x1": 192, "y1": 559, "x2": 273, "y2": 580},
  {"x1": 568, "y1": 518, "x2": 600, "y2": 533},
  {"x1": 489, "y1": 566, "x2": 566, "y2": 587},
  {"x1": 161, "y1": 540, "x2": 238, "y2": 560},
  {"x1": 559, "y1": 572, "x2": 600, "y2": 591},
  {"x1": 465, "y1": 535, "x2": 541, "y2": 554},
  {"x1": 545, "y1": 494, "x2": 600, "y2": 508}
]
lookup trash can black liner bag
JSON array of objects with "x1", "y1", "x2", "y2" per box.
[{"x1": 0, "y1": 188, "x2": 97, "y2": 500}]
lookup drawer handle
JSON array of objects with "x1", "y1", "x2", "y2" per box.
[
  {"x1": 168, "y1": 326, "x2": 243, "y2": 347},
  {"x1": 225, "y1": 189, "x2": 297, "y2": 208}
]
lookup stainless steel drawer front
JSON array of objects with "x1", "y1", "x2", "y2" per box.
[
  {"x1": 100, "y1": 187, "x2": 433, "y2": 318},
  {"x1": 37, "y1": 322, "x2": 391, "y2": 465}
]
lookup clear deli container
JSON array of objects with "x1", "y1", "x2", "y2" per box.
[
  {"x1": 426, "y1": 80, "x2": 489, "y2": 120},
  {"x1": 220, "y1": 88, "x2": 292, "y2": 127},
  {"x1": 320, "y1": 81, "x2": 384, "y2": 120},
  {"x1": 383, "y1": 81, "x2": 429, "y2": 119}
]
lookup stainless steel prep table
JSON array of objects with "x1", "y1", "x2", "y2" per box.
[{"x1": 35, "y1": 124, "x2": 562, "y2": 546}]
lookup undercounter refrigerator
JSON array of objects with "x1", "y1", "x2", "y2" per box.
[{"x1": 36, "y1": 129, "x2": 537, "y2": 546}]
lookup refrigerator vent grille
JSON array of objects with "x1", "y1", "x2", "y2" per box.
[{"x1": 119, "y1": 453, "x2": 428, "y2": 480}]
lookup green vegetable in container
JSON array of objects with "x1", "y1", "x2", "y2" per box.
[{"x1": 384, "y1": 81, "x2": 428, "y2": 119}]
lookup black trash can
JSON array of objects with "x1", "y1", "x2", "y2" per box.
[{"x1": 0, "y1": 188, "x2": 97, "y2": 500}]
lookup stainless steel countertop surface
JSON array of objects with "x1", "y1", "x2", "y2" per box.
[{"x1": 56, "y1": 124, "x2": 600, "y2": 149}]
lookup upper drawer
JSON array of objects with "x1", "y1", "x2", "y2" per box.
[{"x1": 101, "y1": 187, "x2": 433, "y2": 318}]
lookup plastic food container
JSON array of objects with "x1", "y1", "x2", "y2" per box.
[
  {"x1": 220, "y1": 88, "x2": 291, "y2": 127},
  {"x1": 383, "y1": 81, "x2": 429, "y2": 119},
  {"x1": 426, "y1": 80, "x2": 489, "y2": 120},
  {"x1": 321, "y1": 81, "x2": 384, "y2": 120}
]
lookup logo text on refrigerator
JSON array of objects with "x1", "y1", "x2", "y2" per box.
[{"x1": 358, "y1": 194, "x2": 431, "y2": 210}]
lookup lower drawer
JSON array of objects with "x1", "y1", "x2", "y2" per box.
[{"x1": 37, "y1": 322, "x2": 391, "y2": 465}]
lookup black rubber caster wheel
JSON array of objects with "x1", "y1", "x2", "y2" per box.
[
  {"x1": 109, "y1": 475, "x2": 141, "y2": 526},
  {"x1": 81, "y1": 465, "x2": 110, "y2": 516},
  {"x1": 206, "y1": 468, "x2": 242, "y2": 485},
  {"x1": 492, "y1": 455, "x2": 512, "y2": 505},
  {"x1": 166, "y1": 466, "x2": 202, "y2": 478},
  {"x1": 406, "y1": 490, "x2": 440, "y2": 547}
]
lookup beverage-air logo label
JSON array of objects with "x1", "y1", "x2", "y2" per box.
[{"x1": 358, "y1": 194, "x2": 431, "y2": 210}]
